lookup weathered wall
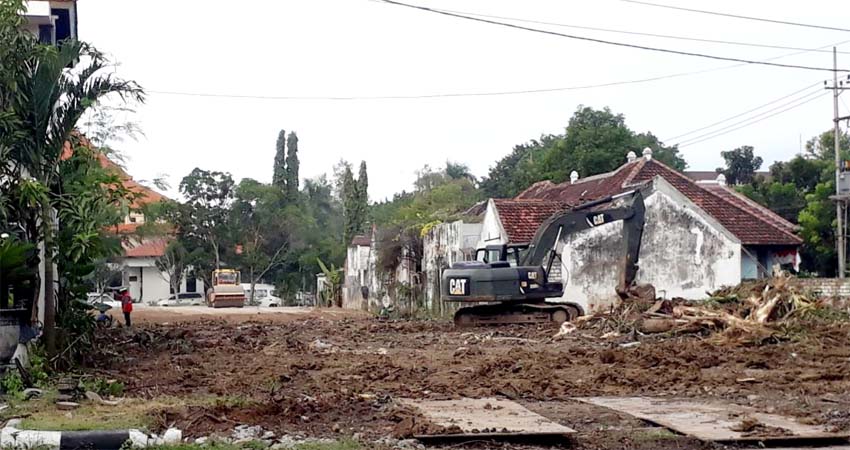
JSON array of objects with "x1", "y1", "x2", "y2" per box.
[
  {"x1": 342, "y1": 244, "x2": 371, "y2": 310},
  {"x1": 556, "y1": 180, "x2": 741, "y2": 312},
  {"x1": 476, "y1": 199, "x2": 508, "y2": 249},
  {"x1": 422, "y1": 221, "x2": 483, "y2": 313},
  {"x1": 792, "y1": 278, "x2": 850, "y2": 304}
]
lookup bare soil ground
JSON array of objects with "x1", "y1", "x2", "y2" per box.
[
  {"x1": 86, "y1": 307, "x2": 850, "y2": 449},
  {"x1": 130, "y1": 304, "x2": 363, "y2": 324}
]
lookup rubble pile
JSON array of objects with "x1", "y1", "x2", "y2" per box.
[{"x1": 577, "y1": 273, "x2": 842, "y2": 339}]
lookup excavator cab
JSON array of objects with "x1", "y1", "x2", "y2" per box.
[{"x1": 474, "y1": 244, "x2": 526, "y2": 267}]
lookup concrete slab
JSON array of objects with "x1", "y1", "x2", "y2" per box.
[
  {"x1": 398, "y1": 397, "x2": 576, "y2": 439},
  {"x1": 575, "y1": 397, "x2": 849, "y2": 443}
]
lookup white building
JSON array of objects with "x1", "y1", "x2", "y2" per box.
[
  {"x1": 98, "y1": 155, "x2": 204, "y2": 303},
  {"x1": 22, "y1": 1, "x2": 77, "y2": 45},
  {"x1": 476, "y1": 149, "x2": 801, "y2": 313},
  {"x1": 421, "y1": 221, "x2": 483, "y2": 311}
]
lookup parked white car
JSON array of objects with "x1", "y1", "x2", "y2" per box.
[
  {"x1": 156, "y1": 292, "x2": 205, "y2": 307},
  {"x1": 86, "y1": 292, "x2": 121, "y2": 309},
  {"x1": 241, "y1": 284, "x2": 282, "y2": 307},
  {"x1": 257, "y1": 295, "x2": 282, "y2": 307}
]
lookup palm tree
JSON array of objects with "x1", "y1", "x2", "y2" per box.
[{"x1": 10, "y1": 40, "x2": 144, "y2": 354}]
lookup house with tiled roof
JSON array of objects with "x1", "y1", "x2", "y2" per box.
[
  {"x1": 78, "y1": 146, "x2": 204, "y2": 304},
  {"x1": 477, "y1": 148, "x2": 801, "y2": 312}
]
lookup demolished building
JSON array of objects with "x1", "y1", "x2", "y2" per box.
[
  {"x1": 481, "y1": 148, "x2": 801, "y2": 311},
  {"x1": 341, "y1": 148, "x2": 801, "y2": 315}
]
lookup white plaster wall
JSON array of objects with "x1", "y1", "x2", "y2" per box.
[
  {"x1": 555, "y1": 182, "x2": 741, "y2": 312},
  {"x1": 422, "y1": 221, "x2": 483, "y2": 310},
  {"x1": 142, "y1": 266, "x2": 170, "y2": 303},
  {"x1": 476, "y1": 200, "x2": 508, "y2": 249}
]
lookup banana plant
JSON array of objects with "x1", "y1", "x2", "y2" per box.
[{"x1": 316, "y1": 258, "x2": 342, "y2": 307}]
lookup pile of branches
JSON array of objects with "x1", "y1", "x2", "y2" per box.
[{"x1": 575, "y1": 273, "x2": 841, "y2": 340}]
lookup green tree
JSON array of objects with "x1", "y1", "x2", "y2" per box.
[
  {"x1": 805, "y1": 128, "x2": 850, "y2": 161},
  {"x1": 543, "y1": 106, "x2": 635, "y2": 181},
  {"x1": 480, "y1": 137, "x2": 554, "y2": 198},
  {"x1": 231, "y1": 179, "x2": 291, "y2": 303},
  {"x1": 272, "y1": 129, "x2": 286, "y2": 190},
  {"x1": 445, "y1": 161, "x2": 475, "y2": 182},
  {"x1": 285, "y1": 131, "x2": 300, "y2": 200},
  {"x1": 156, "y1": 241, "x2": 188, "y2": 298},
  {"x1": 356, "y1": 160, "x2": 369, "y2": 227},
  {"x1": 339, "y1": 161, "x2": 370, "y2": 245},
  {"x1": 736, "y1": 129, "x2": 850, "y2": 275},
  {"x1": 633, "y1": 132, "x2": 686, "y2": 171},
  {"x1": 799, "y1": 181, "x2": 837, "y2": 275},
  {"x1": 178, "y1": 168, "x2": 235, "y2": 276},
  {"x1": 2, "y1": 14, "x2": 143, "y2": 352},
  {"x1": 342, "y1": 164, "x2": 360, "y2": 244},
  {"x1": 299, "y1": 175, "x2": 346, "y2": 289},
  {"x1": 717, "y1": 145, "x2": 763, "y2": 185},
  {"x1": 482, "y1": 107, "x2": 685, "y2": 198},
  {"x1": 769, "y1": 155, "x2": 825, "y2": 193}
]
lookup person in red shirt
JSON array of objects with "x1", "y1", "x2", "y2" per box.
[{"x1": 119, "y1": 288, "x2": 133, "y2": 327}]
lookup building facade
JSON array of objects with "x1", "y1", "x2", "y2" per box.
[
  {"x1": 22, "y1": 1, "x2": 77, "y2": 45},
  {"x1": 477, "y1": 149, "x2": 801, "y2": 312}
]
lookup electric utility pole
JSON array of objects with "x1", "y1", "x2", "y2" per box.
[{"x1": 827, "y1": 47, "x2": 850, "y2": 278}]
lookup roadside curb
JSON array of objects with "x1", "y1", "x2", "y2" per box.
[{"x1": 1, "y1": 420, "x2": 181, "y2": 450}]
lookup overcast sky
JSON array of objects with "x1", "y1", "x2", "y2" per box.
[{"x1": 76, "y1": 0, "x2": 850, "y2": 200}]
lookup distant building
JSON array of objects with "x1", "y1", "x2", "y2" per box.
[
  {"x1": 21, "y1": 1, "x2": 78, "y2": 45},
  {"x1": 89, "y1": 152, "x2": 204, "y2": 303}
]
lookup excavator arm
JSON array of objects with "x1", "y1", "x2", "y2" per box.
[{"x1": 521, "y1": 189, "x2": 646, "y2": 295}]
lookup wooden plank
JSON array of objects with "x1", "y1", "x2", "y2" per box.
[
  {"x1": 575, "y1": 397, "x2": 849, "y2": 443},
  {"x1": 758, "y1": 447, "x2": 850, "y2": 450},
  {"x1": 398, "y1": 397, "x2": 576, "y2": 438}
]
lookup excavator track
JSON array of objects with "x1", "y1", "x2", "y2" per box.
[{"x1": 453, "y1": 303, "x2": 581, "y2": 327}]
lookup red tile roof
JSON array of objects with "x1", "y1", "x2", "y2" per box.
[
  {"x1": 124, "y1": 238, "x2": 168, "y2": 258},
  {"x1": 112, "y1": 223, "x2": 140, "y2": 234},
  {"x1": 62, "y1": 139, "x2": 168, "y2": 209},
  {"x1": 701, "y1": 183, "x2": 797, "y2": 237},
  {"x1": 493, "y1": 199, "x2": 571, "y2": 243},
  {"x1": 514, "y1": 157, "x2": 801, "y2": 246},
  {"x1": 350, "y1": 235, "x2": 371, "y2": 247}
]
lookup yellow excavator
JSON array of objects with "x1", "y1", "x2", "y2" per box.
[{"x1": 206, "y1": 269, "x2": 246, "y2": 308}]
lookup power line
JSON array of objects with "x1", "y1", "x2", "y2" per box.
[
  {"x1": 378, "y1": 0, "x2": 849, "y2": 73},
  {"x1": 678, "y1": 89, "x2": 825, "y2": 145},
  {"x1": 145, "y1": 70, "x2": 736, "y2": 101},
  {"x1": 147, "y1": 31, "x2": 850, "y2": 101},
  {"x1": 618, "y1": 0, "x2": 850, "y2": 33},
  {"x1": 678, "y1": 93, "x2": 828, "y2": 147},
  {"x1": 665, "y1": 82, "x2": 822, "y2": 141},
  {"x1": 427, "y1": 6, "x2": 850, "y2": 55}
]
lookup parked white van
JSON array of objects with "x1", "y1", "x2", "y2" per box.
[{"x1": 240, "y1": 283, "x2": 282, "y2": 307}]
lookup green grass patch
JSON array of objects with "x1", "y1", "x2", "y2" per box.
[
  {"x1": 0, "y1": 395, "x2": 191, "y2": 432},
  {"x1": 18, "y1": 397, "x2": 157, "y2": 431}
]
